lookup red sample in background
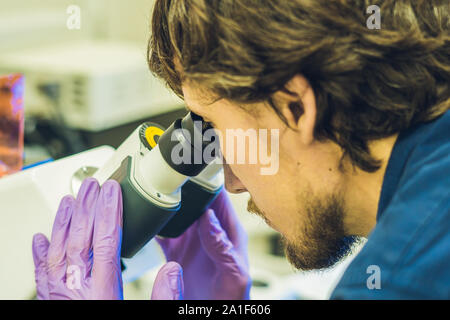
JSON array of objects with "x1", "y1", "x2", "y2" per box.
[{"x1": 0, "y1": 74, "x2": 25, "y2": 178}]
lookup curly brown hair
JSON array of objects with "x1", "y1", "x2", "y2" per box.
[{"x1": 148, "y1": 0, "x2": 450, "y2": 172}]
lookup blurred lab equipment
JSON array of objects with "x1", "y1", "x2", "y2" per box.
[
  {"x1": 0, "y1": 40, "x2": 185, "y2": 164},
  {"x1": 0, "y1": 1, "x2": 184, "y2": 161},
  {"x1": 0, "y1": 41, "x2": 183, "y2": 132},
  {"x1": 0, "y1": 73, "x2": 24, "y2": 177}
]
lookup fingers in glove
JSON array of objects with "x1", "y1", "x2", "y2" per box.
[
  {"x1": 47, "y1": 195, "x2": 75, "y2": 284},
  {"x1": 67, "y1": 178, "x2": 99, "y2": 279},
  {"x1": 198, "y1": 209, "x2": 251, "y2": 299},
  {"x1": 198, "y1": 209, "x2": 237, "y2": 267},
  {"x1": 208, "y1": 190, "x2": 247, "y2": 249},
  {"x1": 151, "y1": 261, "x2": 184, "y2": 300},
  {"x1": 32, "y1": 233, "x2": 50, "y2": 299},
  {"x1": 91, "y1": 180, "x2": 123, "y2": 299}
]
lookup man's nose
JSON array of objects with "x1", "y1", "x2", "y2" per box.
[{"x1": 223, "y1": 162, "x2": 247, "y2": 194}]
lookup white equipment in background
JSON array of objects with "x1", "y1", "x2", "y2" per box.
[{"x1": 0, "y1": 41, "x2": 183, "y2": 131}]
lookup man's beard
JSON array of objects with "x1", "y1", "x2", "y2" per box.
[{"x1": 247, "y1": 193, "x2": 360, "y2": 271}]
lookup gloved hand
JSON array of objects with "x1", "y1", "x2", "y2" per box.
[
  {"x1": 32, "y1": 178, "x2": 184, "y2": 300},
  {"x1": 156, "y1": 189, "x2": 251, "y2": 300}
]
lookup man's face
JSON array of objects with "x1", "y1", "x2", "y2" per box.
[{"x1": 182, "y1": 79, "x2": 359, "y2": 270}]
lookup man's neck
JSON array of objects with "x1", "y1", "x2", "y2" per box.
[{"x1": 342, "y1": 134, "x2": 399, "y2": 236}]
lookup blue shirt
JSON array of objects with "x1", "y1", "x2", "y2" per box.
[{"x1": 331, "y1": 111, "x2": 450, "y2": 299}]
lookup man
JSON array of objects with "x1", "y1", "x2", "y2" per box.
[{"x1": 32, "y1": 0, "x2": 449, "y2": 299}]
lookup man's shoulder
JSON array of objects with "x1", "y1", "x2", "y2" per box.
[
  {"x1": 331, "y1": 113, "x2": 450, "y2": 299},
  {"x1": 331, "y1": 196, "x2": 449, "y2": 299}
]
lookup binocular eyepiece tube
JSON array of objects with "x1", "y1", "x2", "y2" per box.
[{"x1": 137, "y1": 112, "x2": 220, "y2": 194}]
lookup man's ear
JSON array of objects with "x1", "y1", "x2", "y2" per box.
[{"x1": 273, "y1": 74, "x2": 317, "y2": 145}]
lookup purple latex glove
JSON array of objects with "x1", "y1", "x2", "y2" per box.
[
  {"x1": 151, "y1": 261, "x2": 184, "y2": 300},
  {"x1": 156, "y1": 189, "x2": 251, "y2": 300},
  {"x1": 32, "y1": 178, "x2": 184, "y2": 300}
]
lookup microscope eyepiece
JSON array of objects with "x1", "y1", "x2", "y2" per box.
[{"x1": 158, "y1": 112, "x2": 219, "y2": 176}]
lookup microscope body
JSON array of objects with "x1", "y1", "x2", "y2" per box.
[{"x1": 93, "y1": 115, "x2": 223, "y2": 258}]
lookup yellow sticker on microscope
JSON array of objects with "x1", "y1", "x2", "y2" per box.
[{"x1": 145, "y1": 126, "x2": 164, "y2": 148}]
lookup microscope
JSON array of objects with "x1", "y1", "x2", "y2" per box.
[{"x1": 93, "y1": 112, "x2": 224, "y2": 258}]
